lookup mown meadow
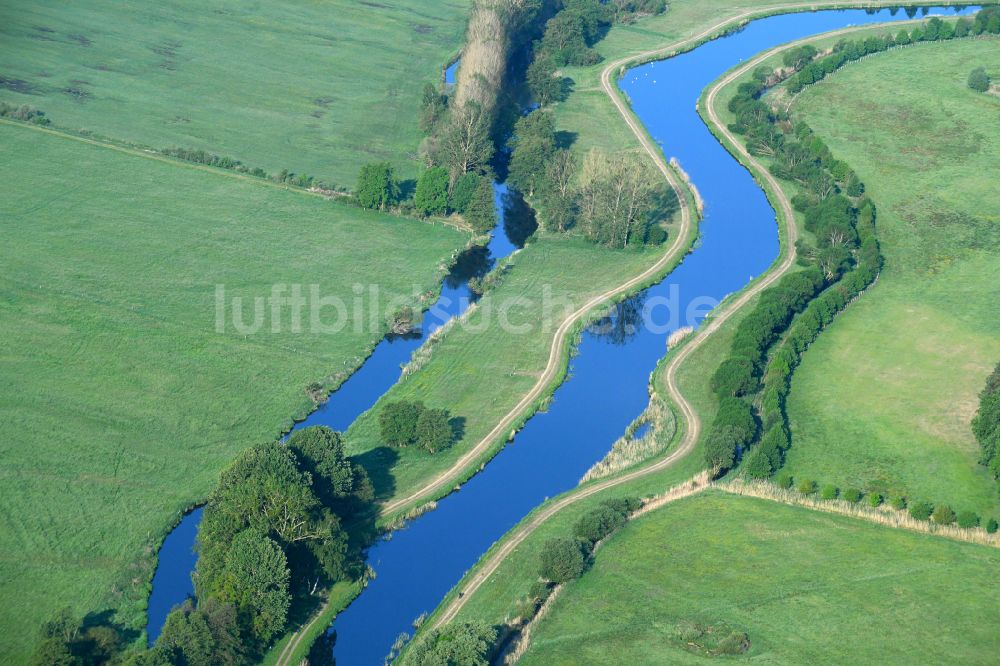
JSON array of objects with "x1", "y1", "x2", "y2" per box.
[
  {"x1": 520, "y1": 491, "x2": 1000, "y2": 665},
  {"x1": 785, "y1": 37, "x2": 1000, "y2": 516},
  {"x1": 0, "y1": 120, "x2": 465, "y2": 660},
  {"x1": 0, "y1": 0, "x2": 471, "y2": 186}
]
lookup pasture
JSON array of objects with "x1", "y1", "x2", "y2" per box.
[
  {"x1": 784, "y1": 38, "x2": 1000, "y2": 516},
  {"x1": 520, "y1": 492, "x2": 1000, "y2": 665},
  {"x1": 0, "y1": 0, "x2": 470, "y2": 186}
]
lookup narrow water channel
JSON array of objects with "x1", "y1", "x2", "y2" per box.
[{"x1": 145, "y1": 4, "x2": 979, "y2": 658}]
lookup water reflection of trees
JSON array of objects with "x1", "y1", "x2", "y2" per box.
[
  {"x1": 502, "y1": 189, "x2": 539, "y2": 247},
  {"x1": 588, "y1": 294, "x2": 646, "y2": 346},
  {"x1": 444, "y1": 245, "x2": 492, "y2": 290}
]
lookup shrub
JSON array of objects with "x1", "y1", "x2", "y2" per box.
[
  {"x1": 379, "y1": 401, "x2": 425, "y2": 447},
  {"x1": 987, "y1": 518, "x2": 999, "y2": 534},
  {"x1": 932, "y1": 504, "x2": 956, "y2": 525},
  {"x1": 797, "y1": 479, "x2": 816, "y2": 495},
  {"x1": 867, "y1": 492, "x2": 883, "y2": 508},
  {"x1": 742, "y1": 447, "x2": 773, "y2": 479},
  {"x1": 968, "y1": 67, "x2": 991, "y2": 93},
  {"x1": 889, "y1": 495, "x2": 906, "y2": 511},
  {"x1": 710, "y1": 356, "x2": 758, "y2": 398},
  {"x1": 601, "y1": 497, "x2": 642, "y2": 516},
  {"x1": 956, "y1": 511, "x2": 980, "y2": 529},
  {"x1": 842, "y1": 488, "x2": 862, "y2": 503},
  {"x1": 415, "y1": 407, "x2": 453, "y2": 453},
  {"x1": 538, "y1": 538, "x2": 586, "y2": 583},
  {"x1": 573, "y1": 505, "x2": 626, "y2": 544},
  {"x1": 909, "y1": 501, "x2": 932, "y2": 521},
  {"x1": 413, "y1": 167, "x2": 449, "y2": 216},
  {"x1": 776, "y1": 470, "x2": 794, "y2": 489},
  {"x1": 402, "y1": 621, "x2": 496, "y2": 666},
  {"x1": 819, "y1": 484, "x2": 838, "y2": 500},
  {"x1": 356, "y1": 162, "x2": 400, "y2": 210},
  {"x1": 449, "y1": 172, "x2": 482, "y2": 214}
]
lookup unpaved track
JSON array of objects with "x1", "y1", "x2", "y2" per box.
[{"x1": 277, "y1": 5, "x2": 948, "y2": 662}]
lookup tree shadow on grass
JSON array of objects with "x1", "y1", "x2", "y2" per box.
[
  {"x1": 450, "y1": 415, "x2": 467, "y2": 444},
  {"x1": 398, "y1": 178, "x2": 417, "y2": 200},
  {"x1": 353, "y1": 446, "x2": 399, "y2": 502}
]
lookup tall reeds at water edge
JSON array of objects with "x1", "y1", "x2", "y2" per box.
[{"x1": 453, "y1": 0, "x2": 554, "y2": 115}]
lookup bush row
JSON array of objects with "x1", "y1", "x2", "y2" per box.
[
  {"x1": 705, "y1": 19, "x2": 908, "y2": 476},
  {"x1": 0, "y1": 101, "x2": 51, "y2": 125},
  {"x1": 972, "y1": 362, "x2": 1000, "y2": 488},
  {"x1": 774, "y1": 473, "x2": 999, "y2": 532},
  {"x1": 786, "y1": 10, "x2": 1000, "y2": 95}
]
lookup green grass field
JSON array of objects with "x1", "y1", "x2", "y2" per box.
[
  {"x1": 520, "y1": 491, "x2": 1000, "y2": 665},
  {"x1": 0, "y1": 0, "x2": 469, "y2": 186},
  {"x1": 783, "y1": 38, "x2": 1000, "y2": 516},
  {"x1": 0, "y1": 121, "x2": 466, "y2": 661}
]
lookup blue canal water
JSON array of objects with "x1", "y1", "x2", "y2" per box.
[
  {"x1": 145, "y1": 3, "x2": 979, "y2": 657},
  {"x1": 445, "y1": 59, "x2": 459, "y2": 86}
]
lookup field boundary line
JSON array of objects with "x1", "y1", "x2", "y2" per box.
[{"x1": 0, "y1": 118, "x2": 470, "y2": 232}]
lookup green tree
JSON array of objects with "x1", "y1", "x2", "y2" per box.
[
  {"x1": 419, "y1": 82, "x2": 448, "y2": 134},
  {"x1": 909, "y1": 501, "x2": 932, "y2": 521},
  {"x1": 402, "y1": 622, "x2": 497, "y2": 666},
  {"x1": 932, "y1": 504, "x2": 956, "y2": 525},
  {"x1": 441, "y1": 102, "x2": 494, "y2": 182},
  {"x1": 538, "y1": 537, "x2": 586, "y2": 583},
  {"x1": 541, "y1": 149, "x2": 578, "y2": 232},
  {"x1": 157, "y1": 601, "x2": 215, "y2": 666},
  {"x1": 742, "y1": 447, "x2": 773, "y2": 479},
  {"x1": 217, "y1": 529, "x2": 290, "y2": 644},
  {"x1": 711, "y1": 357, "x2": 757, "y2": 398},
  {"x1": 820, "y1": 484, "x2": 838, "y2": 500},
  {"x1": 379, "y1": 401, "x2": 425, "y2": 447},
  {"x1": 527, "y1": 56, "x2": 563, "y2": 106},
  {"x1": 415, "y1": 407, "x2": 453, "y2": 453},
  {"x1": 797, "y1": 478, "x2": 816, "y2": 495},
  {"x1": 775, "y1": 470, "x2": 794, "y2": 489},
  {"x1": 968, "y1": 67, "x2": 991, "y2": 93},
  {"x1": 507, "y1": 111, "x2": 557, "y2": 198},
  {"x1": 842, "y1": 488, "x2": 862, "y2": 503},
  {"x1": 449, "y1": 172, "x2": 483, "y2": 214},
  {"x1": 196, "y1": 442, "x2": 350, "y2": 620},
  {"x1": 573, "y1": 505, "x2": 626, "y2": 544},
  {"x1": 414, "y1": 167, "x2": 450, "y2": 216},
  {"x1": 286, "y1": 426, "x2": 371, "y2": 507},
  {"x1": 463, "y1": 174, "x2": 498, "y2": 234},
  {"x1": 987, "y1": 518, "x2": 999, "y2": 534},
  {"x1": 704, "y1": 425, "x2": 742, "y2": 472},
  {"x1": 355, "y1": 162, "x2": 400, "y2": 210},
  {"x1": 957, "y1": 510, "x2": 980, "y2": 529}
]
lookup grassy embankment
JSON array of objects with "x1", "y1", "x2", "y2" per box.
[
  {"x1": 521, "y1": 491, "x2": 1000, "y2": 665},
  {"x1": 781, "y1": 38, "x2": 1000, "y2": 515},
  {"x1": 0, "y1": 0, "x2": 470, "y2": 185},
  {"x1": 0, "y1": 121, "x2": 467, "y2": 661}
]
